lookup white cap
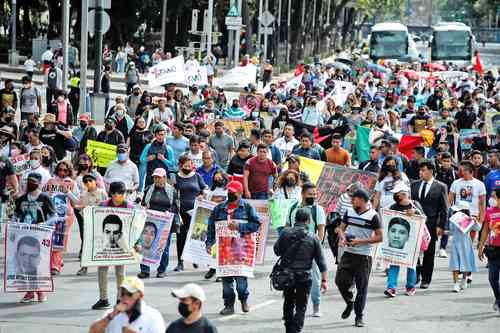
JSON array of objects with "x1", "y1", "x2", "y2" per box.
[
  {"x1": 172, "y1": 283, "x2": 206, "y2": 302},
  {"x1": 390, "y1": 182, "x2": 411, "y2": 194},
  {"x1": 152, "y1": 168, "x2": 167, "y2": 178}
]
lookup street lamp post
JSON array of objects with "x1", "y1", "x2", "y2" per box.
[
  {"x1": 8, "y1": 0, "x2": 18, "y2": 65},
  {"x1": 62, "y1": 0, "x2": 70, "y2": 90},
  {"x1": 161, "y1": 0, "x2": 168, "y2": 50}
]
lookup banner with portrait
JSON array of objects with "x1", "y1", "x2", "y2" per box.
[
  {"x1": 9, "y1": 153, "x2": 30, "y2": 175},
  {"x1": 375, "y1": 209, "x2": 425, "y2": 268},
  {"x1": 459, "y1": 129, "x2": 480, "y2": 151},
  {"x1": 86, "y1": 140, "x2": 117, "y2": 168},
  {"x1": 449, "y1": 212, "x2": 475, "y2": 234},
  {"x1": 485, "y1": 111, "x2": 500, "y2": 135},
  {"x1": 4, "y1": 223, "x2": 54, "y2": 292},
  {"x1": 246, "y1": 199, "x2": 270, "y2": 264},
  {"x1": 216, "y1": 220, "x2": 257, "y2": 278},
  {"x1": 81, "y1": 207, "x2": 146, "y2": 267},
  {"x1": 139, "y1": 210, "x2": 174, "y2": 265},
  {"x1": 183, "y1": 199, "x2": 218, "y2": 267},
  {"x1": 207, "y1": 120, "x2": 255, "y2": 142}
]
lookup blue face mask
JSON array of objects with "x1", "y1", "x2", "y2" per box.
[{"x1": 117, "y1": 153, "x2": 128, "y2": 161}]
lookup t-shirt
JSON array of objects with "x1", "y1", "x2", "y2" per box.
[
  {"x1": 166, "y1": 136, "x2": 189, "y2": 169},
  {"x1": 39, "y1": 127, "x2": 67, "y2": 161},
  {"x1": 188, "y1": 151, "x2": 204, "y2": 169},
  {"x1": 24, "y1": 59, "x2": 36, "y2": 72},
  {"x1": 175, "y1": 173, "x2": 206, "y2": 211},
  {"x1": 166, "y1": 316, "x2": 217, "y2": 333},
  {"x1": 102, "y1": 301, "x2": 165, "y2": 333},
  {"x1": 325, "y1": 147, "x2": 351, "y2": 166},
  {"x1": 409, "y1": 114, "x2": 431, "y2": 133},
  {"x1": 450, "y1": 178, "x2": 486, "y2": 215},
  {"x1": 374, "y1": 174, "x2": 410, "y2": 209},
  {"x1": 244, "y1": 156, "x2": 277, "y2": 194},
  {"x1": 15, "y1": 192, "x2": 55, "y2": 224},
  {"x1": 209, "y1": 134, "x2": 235, "y2": 167},
  {"x1": 342, "y1": 207, "x2": 381, "y2": 256},
  {"x1": 484, "y1": 207, "x2": 500, "y2": 247}
]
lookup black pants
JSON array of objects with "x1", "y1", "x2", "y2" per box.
[
  {"x1": 176, "y1": 211, "x2": 191, "y2": 263},
  {"x1": 75, "y1": 209, "x2": 84, "y2": 256},
  {"x1": 46, "y1": 87, "x2": 57, "y2": 112},
  {"x1": 417, "y1": 225, "x2": 437, "y2": 284},
  {"x1": 283, "y1": 277, "x2": 312, "y2": 333},
  {"x1": 326, "y1": 230, "x2": 340, "y2": 264},
  {"x1": 335, "y1": 252, "x2": 372, "y2": 318}
]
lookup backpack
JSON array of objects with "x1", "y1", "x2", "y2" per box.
[
  {"x1": 47, "y1": 68, "x2": 58, "y2": 89},
  {"x1": 270, "y1": 230, "x2": 306, "y2": 291}
]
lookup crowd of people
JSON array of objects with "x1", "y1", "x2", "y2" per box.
[{"x1": 1, "y1": 45, "x2": 500, "y2": 333}]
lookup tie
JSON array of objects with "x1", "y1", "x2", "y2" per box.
[{"x1": 420, "y1": 182, "x2": 428, "y2": 201}]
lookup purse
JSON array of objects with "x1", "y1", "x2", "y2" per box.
[{"x1": 270, "y1": 231, "x2": 306, "y2": 291}]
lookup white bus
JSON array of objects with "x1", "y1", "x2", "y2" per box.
[
  {"x1": 369, "y1": 22, "x2": 418, "y2": 61},
  {"x1": 430, "y1": 22, "x2": 476, "y2": 64}
]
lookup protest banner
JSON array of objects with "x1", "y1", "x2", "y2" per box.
[
  {"x1": 148, "y1": 55, "x2": 186, "y2": 87},
  {"x1": 139, "y1": 210, "x2": 174, "y2": 265},
  {"x1": 183, "y1": 199, "x2": 218, "y2": 267},
  {"x1": 331, "y1": 80, "x2": 356, "y2": 106},
  {"x1": 216, "y1": 220, "x2": 257, "y2": 278},
  {"x1": 214, "y1": 65, "x2": 257, "y2": 89},
  {"x1": 4, "y1": 223, "x2": 54, "y2": 292},
  {"x1": 9, "y1": 153, "x2": 30, "y2": 175},
  {"x1": 81, "y1": 207, "x2": 146, "y2": 267},
  {"x1": 207, "y1": 119, "x2": 255, "y2": 143},
  {"x1": 185, "y1": 64, "x2": 209, "y2": 86},
  {"x1": 485, "y1": 111, "x2": 500, "y2": 135},
  {"x1": 375, "y1": 209, "x2": 425, "y2": 268},
  {"x1": 86, "y1": 140, "x2": 117, "y2": 168},
  {"x1": 450, "y1": 212, "x2": 475, "y2": 234},
  {"x1": 247, "y1": 199, "x2": 270, "y2": 264},
  {"x1": 459, "y1": 129, "x2": 480, "y2": 151},
  {"x1": 269, "y1": 198, "x2": 299, "y2": 230},
  {"x1": 297, "y1": 157, "x2": 378, "y2": 212}
]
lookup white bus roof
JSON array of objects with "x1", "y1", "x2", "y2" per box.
[
  {"x1": 371, "y1": 22, "x2": 408, "y2": 32},
  {"x1": 432, "y1": 23, "x2": 471, "y2": 32}
]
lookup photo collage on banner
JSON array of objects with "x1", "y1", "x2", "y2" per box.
[
  {"x1": 81, "y1": 207, "x2": 146, "y2": 267},
  {"x1": 139, "y1": 210, "x2": 174, "y2": 265},
  {"x1": 4, "y1": 223, "x2": 54, "y2": 292},
  {"x1": 44, "y1": 179, "x2": 75, "y2": 251}
]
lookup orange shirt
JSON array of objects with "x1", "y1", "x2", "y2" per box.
[{"x1": 325, "y1": 147, "x2": 351, "y2": 166}]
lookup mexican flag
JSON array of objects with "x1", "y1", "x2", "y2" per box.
[{"x1": 355, "y1": 125, "x2": 424, "y2": 162}]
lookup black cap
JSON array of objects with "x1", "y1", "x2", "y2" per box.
[
  {"x1": 22, "y1": 75, "x2": 32, "y2": 82},
  {"x1": 109, "y1": 181, "x2": 126, "y2": 194},
  {"x1": 82, "y1": 174, "x2": 96, "y2": 183},
  {"x1": 351, "y1": 189, "x2": 370, "y2": 202},
  {"x1": 117, "y1": 144, "x2": 128, "y2": 153},
  {"x1": 27, "y1": 172, "x2": 42, "y2": 184}
]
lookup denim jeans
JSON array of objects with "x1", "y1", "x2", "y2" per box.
[
  {"x1": 251, "y1": 191, "x2": 268, "y2": 199},
  {"x1": 488, "y1": 257, "x2": 500, "y2": 304},
  {"x1": 222, "y1": 276, "x2": 249, "y2": 306},
  {"x1": 140, "y1": 233, "x2": 172, "y2": 274},
  {"x1": 387, "y1": 265, "x2": 417, "y2": 289},
  {"x1": 310, "y1": 261, "x2": 321, "y2": 306}
]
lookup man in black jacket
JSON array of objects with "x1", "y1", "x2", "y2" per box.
[
  {"x1": 274, "y1": 208, "x2": 328, "y2": 333},
  {"x1": 358, "y1": 146, "x2": 380, "y2": 173}
]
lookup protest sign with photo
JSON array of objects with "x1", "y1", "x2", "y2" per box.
[
  {"x1": 185, "y1": 64, "x2": 209, "y2": 86},
  {"x1": 207, "y1": 120, "x2": 255, "y2": 143},
  {"x1": 182, "y1": 199, "x2": 218, "y2": 267},
  {"x1": 216, "y1": 220, "x2": 257, "y2": 278},
  {"x1": 450, "y1": 212, "x2": 475, "y2": 234},
  {"x1": 375, "y1": 209, "x2": 425, "y2": 268},
  {"x1": 269, "y1": 198, "x2": 299, "y2": 230},
  {"x1": 139, "y1": 210, "x2": 174, "y2": 265},
  {"x1": 9, "y1": 153, "x2": 30, "y2": 175},
  {"x1": 214, "y1": 65, "x2": 257, "y2": 88},
  {"x1": 81, "y1": 207, "x2": 146, "y2": 267},
  {"x1": 485, "y1": 111, "x2": 500, "y2": 135},
  {"x1": 4, "y1": 223, "x2": 54, "y2": 292},
  {"x1": 148, "y1": 55, "x2": 186, "y2": 87},
  {"x1": 459, "y1": 129, "x2": 480, "y2": 150},
  {"x1": 247, "y1": 199, "x2": 270, "y2": 264},
  {"x1": 86, "y1": 140, "x2": 117, "y2": 168}
]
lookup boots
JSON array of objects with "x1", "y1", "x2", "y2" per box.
[
  {"x1": 219, "y1": 304, "x2": 235, "y2": 315},
  {"x1": 241, "y1": 299, "x2": 250, "y2": 313}
]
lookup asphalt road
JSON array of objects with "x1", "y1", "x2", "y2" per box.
[{"x1": 0, "y1": 225, "x2": 498, "y2": 333}]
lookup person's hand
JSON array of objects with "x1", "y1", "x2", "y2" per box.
[
  {"x1": 206, "y1": 245, "x2": 212, "y2": 255},
  {"x1": 349, "y1": 239, "x2": 362, "y2": 247},
  {"x1": 122, "y1": 326, "x2": 138, "y2": 333},
  {"x1": 320, "y1": 280, "x2": 328, "y2": 294},
  {"x1": 244, "y1": 192, "x2": 251, "y2": 199},
  {"x1": 60, "y1": 183, "x2": 69, "y2": 193},
  {"x1": 114, "y1": 302, "x2": 128, "y2": 314},
  {"x1": 405, "y1": 208, "x2": 415, "y2": 216},
  {"x1": 134, "y1": 244, "x2": 142, "y2": 253},
  {"x1": 157, "y1": 153, "x2": 165, "y2": 161},
  {"x1": 478, "y1": 246, "x2": 485, "y2": 261},
  {"x1": 437, "y1": 227, "x2": 443, "y2": 237},
  {"x1": 228, "y1": 221, "x2": 240, "y2": 231},
  {"x1": 147, "y1": 155, "x2": 155, "y2": 161},
  {"x1": 338, "y1": 234, "x2": 347, "y2": 247}
]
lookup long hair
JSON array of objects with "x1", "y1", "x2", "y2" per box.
[
  {"x1": 275, "y1": 169, "x2": 301, "y2": 189},
  {"x1": 378, "y1": 156, "x2": 401, "y2": 182}
]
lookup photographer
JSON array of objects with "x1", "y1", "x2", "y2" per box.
[{"x1": 274, "y1": 208, "x2": 328, "y2": 333}]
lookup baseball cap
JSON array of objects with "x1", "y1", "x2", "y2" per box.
[
  {"x1": 172, "y1": 283, "x2": 206, "y2": 302},
  {"x1": 152, "y1": 168, "x2": 167, "y2": 178},
  {"x1": 117, "y1": 143, "x2": 128, "y2": 153},
  {"x1": 390, "y1": 183, "x2": 410, "y2": 194},
  {"x1": 79, "y1": 113, "x2": 91, "y2": 122},
  {"x1": 121, "y1": 276, "x2": 145, "y2": 294},
  {"x1": 27, "y1": 172, "x2": 42, "y2": 184},
  {"x1": 82, "y1": 174, "x2": 96, "y2": 183},
  {"x1": 227, "y1": 180, "x2": 243, "y2": 193},
  {"x1": 132, "y1": 84, "x2": 141, "y2": 90}
]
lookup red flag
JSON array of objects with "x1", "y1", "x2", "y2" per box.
[
  {"x1": 313, "y1": 127, "x2": 330, "y2": 145},
  {"x1": 474, "y1": 52, "x2": 483, "y2": 75},
  {"x1": 294, "y1": 63, "x2": 305, "y2": 77},
  {"x1": 398, "y1": 135, "x2": 424, "y2": 160}
]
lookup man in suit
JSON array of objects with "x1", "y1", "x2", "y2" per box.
[{"x1": 410, "y1": 159, "x2": 448, "y2": 289}]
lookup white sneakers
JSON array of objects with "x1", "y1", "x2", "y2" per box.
[
  {"x1": 438, "y1": 249, "x2": 448, "y2": 258},
  {"x1": 453, "y1": 283, "x2": 461, "y2": 293},
  {"x1": 312, "y1": 304, "x2": 321, "y2": 317},
  {"x1": 460, "y1": 278, "x2": 468, "y2": 290}
]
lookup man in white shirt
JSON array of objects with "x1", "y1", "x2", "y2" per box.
[
  {"x1": 41, "y1": 47, "x2": 53, "y2": 65},
  {"x1": 273, "y1": 123, "x2": 299, "y2": 160},
  {"x1": 20, "y1": 150, "x2": 51, "y2": 194},
  {"x1": 152, "y1": 98, "x2": 174, "y2": 125},
  {"x1": 104, "y1": 144, "x2": 139, "y2": 193},
  {"x1": 89, "y1": 276, "x2": 166, "y2": 333},
  {"x1": 24, "y1": 56, "x2": 37, "y2": 77}
]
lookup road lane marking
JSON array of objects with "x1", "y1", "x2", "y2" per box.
[{"x1": 215, "y1": 299, "x2": 277, "y2": 322}]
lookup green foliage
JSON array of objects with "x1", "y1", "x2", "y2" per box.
[{"x1": 356, "y1": 0, "x2": 405, "y2": 21}]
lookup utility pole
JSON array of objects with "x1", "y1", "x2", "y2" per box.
[
  {"x1": 257, "y1": 0, "x2": 263, "y2": 51},
  {"x1": 161, "y1": 0, "x2": 168, "y2": 50},
  {"x1": 276, "y1": 0, "x2": 281, "y2": 72},
  {"x1": 8, "y1": 0, "x2": 17, "y2": 65},
  {"x1": 80, "y1": 0, "x2": 89, "y2": 116},
  {"x1": 93, "y1": 0, "x2": 104, "y2": 93},
  {"x1": 287, "y1": 0, "x2": 291, "y2": 65},
  {"x1": 62, "y1": 0, "x2": 70, "y2": 90},
  {"x1": 234, "y1": 0, "x2": 243, "y2": 66},
  {"x1": 207, "y1": 0, "x2": 214, "y2": 57},
  {"x1": 263, "y1": 0, "x2": 269, "y2": 60}
]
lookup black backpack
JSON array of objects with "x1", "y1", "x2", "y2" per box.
[{"x1": 270, "y1": 230, "x2": 306, "y2": 291}]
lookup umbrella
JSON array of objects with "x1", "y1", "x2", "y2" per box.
[
  {"x1": 400, "y1": 69, "x2": 420, "y2": 80},
  {"x1": 367, "y1": 63, "x2": 390, "y2": 73},
  {"x1": 330, "y1": 61, "x2": 351, "y2": 71},
  {"x1": 425, "y1": 63, "x2": 447, "y2": 71}
]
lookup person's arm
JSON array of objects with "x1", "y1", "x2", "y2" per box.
[
  {"x1": 161, "y1": 146, "x2": 176, "y2": 170},
  {"x1": 448, "y1": 190, "x2": 456, "y2": 207},
  {"x1": 350, "y1": 228, "x2": 383, "y2": 246},
  {"x1": 312, "y1": 236, "x2": 328, "y2": 293},
  {"x1": 243, "y1": 168, "x2": 251, "y2": 199},
  {"x1": 36, "y1": 89, "x2": 42, "y2": 112},
  {"x1": 478, "y1": 193, "x2": 486, "y2": 225},
  {"x1": 7, "y1": 174, "x2": 18, "y2": 195},
  {"x1": 437, "y1": 183, "x2": 449, "y2": 233},
  {"x1": 139, "y1": 144, "x2": 151, "y2": 165},
  {"x1": 372, "y1": 191, "x2": 381, "y2": 210},
  {"x1": 88, "y1": 317, "x2": 111, "y2": 333},
  {"x1": 478, "y1": 212, "x2": 490, "y2": 261},
  {"x1": 273, "y1": 231, "x2": 286, "y2": 256}
]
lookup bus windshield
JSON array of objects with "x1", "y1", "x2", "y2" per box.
[
  {"x1": 370, "y1": 31, "x2": 408, "y2": 59},
  {"x1": 432, "y1": 30, "x2": 471, "y2": 60}
]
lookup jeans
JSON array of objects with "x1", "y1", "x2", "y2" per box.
[
  {"x1": 140, "y1": 233, "x2": 172, "y2": 274},
  {"x1": 251, "y1": 191, "x2": 268, "y2": 199},
  {"x1": 222, "y1": 276, "x2": 249, "y2": 306},
  {"x1": 310, "y1": 262, "x2": 321, "y2": 306},
  {"x1": 284, "y1": 279, "x2": 312, "y2": 333},
  {"x1": 387, "y1": 265, "x2": 417, "y2": 289},
  {"x1": 488, "y1": 257, "x2": 500, "y2": 304}
]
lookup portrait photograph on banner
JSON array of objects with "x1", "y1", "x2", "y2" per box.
[
  {"x1": 246, "y1": 199, "x2": 270, "y2": 265},
  {"x1": 216, "y1": 220, "x2": 257, "y2": 278},
  {"x1": 375, "y1": 209, "x2": 425, "y2": 268},
  {"x1": 139, "y1": 210, "x2": 174, "y2": 266},
  {"x1": 4, "y1": 223, "x2": 54, "y2": 293},
  {"x1": 182, "y1": 199, "x2": 217, "y2": 267},
  {"x1": 81, "y1": 207, "x2": 146, "y2": 267}
]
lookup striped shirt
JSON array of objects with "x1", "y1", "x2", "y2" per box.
[{"x1": 342, "y1": 207, "x2": 381, "y2": 256}]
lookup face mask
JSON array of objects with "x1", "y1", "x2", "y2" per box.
[
  {"x1": 23, "y1": 84, "x2": 30, "y2": 89},
  {"x1": 80, "y1": 121, "x2": 87, "y2": 129},
  {"x1": 285, "y1": 178, "x2": 296, "y2": 187},
  {"x1": 305, "y1": 197, "x2": 315, "y2": 206},
  {"x1": 26, "y1": 181, "x2": 39, "y2": 192},
  {"x1": 181, "y1": 168, "x2": 192, "y2": 175},
  {"x1": 214, "y1": 180, "x2": 224, "y2": 188},
  {"x1": 117, "y1": 153, "x2": 128, "y2": 161},
  {"x1": 116, "y1": 111, "x2": 125, "y2": 118},
  {"x1": 4, "y1": 116, "x2": 13, "y2": 122},
  {"x1": 393, "y1": 193, "x2": 402, "y2": 203},
  {"x1": 387, "y1": 165, "x2": 397, "y2": 173},
  {"x1": 29, "y1": 160, "x2": 40, "y2": 169},
  {"x1": 0, "y1": 135, "x2": 9, "y2": 144},
  {"x1": 105, "y1": 123, "x2": 113, "y2": 131},
  {"x1": 42, "y1": 156, "x2": 51, "y2": 165},
  {"x1": 178, "y1": 302, "x2": 192, "y2": 318},
  {"x1": 251, "y1": 112, "x2": 259, "y2": 118},
  {"x1": 227, "y1": 192, "x2": 238, "y2": 202},
  {"x1": 79, "y1": 163, "x2": 89, "y2": 170},
  {"x1": 133, "y1": 92, "x2": 140, "y2": 96}
]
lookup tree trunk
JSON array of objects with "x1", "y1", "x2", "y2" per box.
[{"x1": 242, "y1": 0, "x2": 253, "y2": 56}]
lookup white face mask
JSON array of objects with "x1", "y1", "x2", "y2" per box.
[
  {"x1": 29, "y1": 160, "x2": 40, "y2": 169},
  {"x1": 23, "y1": 84, "x2": 30, "y2": 89}
]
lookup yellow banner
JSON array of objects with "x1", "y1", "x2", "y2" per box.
[{"x1": 86, "y1": 140, "x2": 117, "y2": 168}]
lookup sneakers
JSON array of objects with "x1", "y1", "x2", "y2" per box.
[
  {"x1": 37, "y1": 292, "x2": 47, "y2": 302},
  {"x1": 420, "y1": 282, "x2": 430, "y2": 289},
  {"x1": 312, "y1": 304, "x2": 321, "y2": 317},
  {"x1": 156, "y1": 272, "x2": 167, "y2": 278},
  {"x1": 215, "y1": 277, "x2": 222, "y2": 282},
  {"x1": 341, "y1": 301, "x2": 354, "y2": 319},
  {"x1": 493, "y1": 301, "x2": 499, "y2": 312},
  {"x1": 219, "y1": 305, "x2": 235, "y2": 315},
  {"x1": 137, "y1": 272, "x2": 150, "y2": 279},
  {"x1": 174, "y1": 262, "x2": 184, "y2": 272},
  {"x1": 438, "y1": 249, "x2": 448, "y2": 258},
  {"x1": 405, "y1": 288, "x2": 416, "y2": 296},
  {"x1": 453, "y1": 282, "x2": 461, "y2": 293},
  {"x1": 20, "y1": 292, "x2": 36, "y2": 303},
  {"x1": 76, "y1": 267, "x2": 88, "y2": 276},
  {"x1": 460, "y1": 278, "x2": 467, "y2": 290},
  {"x1": 92, "y1": 299, "x2": 111, "y2": 310},
  {"x1": 51, "y1": 269, "x2": 60, "y2": 276},
  {"x1": 193, "y1": 263, "x2": 199, "y2": 269},
  {"x1": 355, "y1": 317, "x2": 365, "y2": 327},
  {"x1": 241, "y1": 300, "x2": 250, "y2": 313},
  {"x1": 205, "y1": 268, "x2": 216, "y2": 279},
  {"x1": 384, "y1": 288, "x2": 396, "y2": 298},
  {"x1": 467, "y1": 276, "x2": 472, "y2": 285}
]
